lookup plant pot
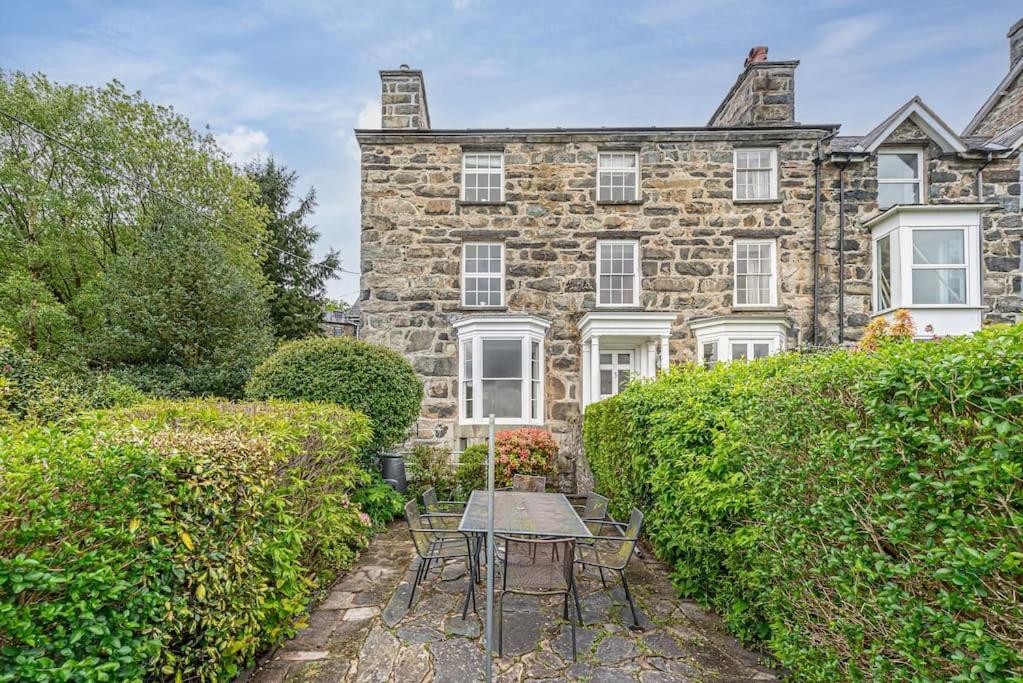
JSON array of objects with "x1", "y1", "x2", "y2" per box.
[{"x1": 380, "y1": 452, "x2": 407, "y2": 493}]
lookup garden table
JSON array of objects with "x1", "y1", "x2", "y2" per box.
[{"x1": 459, "y1": 490, "x2": 593, "y2": 539}]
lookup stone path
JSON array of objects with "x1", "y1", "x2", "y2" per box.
[{"x1": 243, "y1": 521, "x2": 779, "y2": 682}]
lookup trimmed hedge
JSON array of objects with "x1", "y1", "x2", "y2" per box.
[
  {"x1": 245, "y1": 337, "x2": 423, "y2": 454},
  {"x1": 584, "y1": 325, "x2": 1023, "y2": 681},
  {"x1": 0, "y1": 399, "x2": 378, "y2": 681}
]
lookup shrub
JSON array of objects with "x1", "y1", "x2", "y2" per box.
[
  {"x1": 455, "y1": 443, "x2": 488, "y2": 497},
  {"x1": 453, "y1": 429, "x2": 560, "y2": 494},
  {"x1": 350, "y1": 470, "x2": 406, "y2": 525},
  {"x1": 406, "y1": 443, "x2": 457, "y2": 501},
  {"x1": 584, "y1": 325, "x2": 1023, "y2": 681},
  {"x1": 245, "y1": 337, "x2": 423, "y2": 454},
  {"x1": 0, "y1": 399, "x2": 375, "y2": 681}
]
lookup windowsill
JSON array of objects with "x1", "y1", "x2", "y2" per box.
[
  {"x1": 596, "y1": 200, "x2": 644, "y2": 206},
  {"x1": 594, "y1": 304, "x2": 643, "y2": 310},
  {"x1": 733, "y1": 198, "x2": 781, "y2": 205},
  {"x1": 457, "y1": 305, "x2": 509, "y2": 312},
  {"x1": 459, "y1": 419, "x2": 546, "y2": 427},
  {"x1": 871, "y1": 305, "x2": 985, "y2": 316},
  {"x1": 457, "y1": 200, "x2": 507, "y2": 207},
  {"x1": 730, "y1": 305, "x2": 787, "y2": 313}
]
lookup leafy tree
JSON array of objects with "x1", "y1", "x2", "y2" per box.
[
  {"x1": 324, "y1": 297, "x2": 352, "y2": 313},
  {"x1": 97, "y1": 204, "x2": 273, "y2": 398},
  {"x1": 246, "y1": 157, "x2": 340, "y2": 340},
  {"x1": 0, "y1": 70, "x2": 269, "y2": 358}
]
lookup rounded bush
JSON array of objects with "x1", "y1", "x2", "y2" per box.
[{"x1": 245, "y1": 337, "x2": 423, "y2": 453}]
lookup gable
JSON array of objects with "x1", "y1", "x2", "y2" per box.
[
  {"x1": 883, "y1": 118, "x2": 932, "y2": 145},
  {"x1": 963, "y1": 60, "x2": 1023, "y2": 137},
  {"x1": 855, "y1": 97, "x2": 966, "y2": 154}
]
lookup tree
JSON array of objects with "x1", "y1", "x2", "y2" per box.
[
  {"x1": 0, "y1": 70, "x2": 269, "y2": 358},
  {"x1": 324, "y1": 297, "x2": 352, "y2": 313},
  {"x1": 97, "y1": 204, "x2": 273, "y2": 398},
  {"x1": 246, "y1": 158, "x2": 340, "y2": 340}
]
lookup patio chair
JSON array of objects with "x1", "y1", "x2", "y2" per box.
[
  {"x1": 573, "y1": 492, "x2": 609, "y2": 531},
  {"x1": 421, "y1": 487, "x2": 465, "y2": 529},
  {"x1": 512, "y1": 474, "x2": 546, "y2": 492},
  {"x1": 496, "y1": 535, "x2": 581, "y2": 660},
  {"x1": 574, "y1": 507, "x2": 644, "y2": 628},
  {"x1": 404, "y1": 499, "x2": 477, "y2": 617}
]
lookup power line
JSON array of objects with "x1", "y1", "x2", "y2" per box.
[{"x1": 0, "y1": 106, "x2": 360, "y2": 276}]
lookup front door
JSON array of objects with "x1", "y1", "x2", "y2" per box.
[{"x1": 598, "y1": 350, "x2": 633, "y2": 399}]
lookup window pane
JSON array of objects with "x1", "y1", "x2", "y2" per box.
[
  {"x1": 702, "y1": 342, "x2": 717, "y2": 369},
  {"x1": 482, "y1": 379, "x2": 521, "y2": 417},
  {"x1": 878, "y1": 153, "x2": 920, "y2": 179},
  {"x1": 878, "y1": 182, "x2": 920, "y2": 209},
  {"x1": 876, "y1": 235, "x2": 892, "y2": 310},
  {"x1": 530, "y1": 342, "x2": 539, "y2": 379},
  {"x1": 617, "y1": 353, "x2": 630, "y2": 364},
  {"x1": 482, "y1": 339, "x2": 521, "y2": 378},
  {"x1": 617, "y1": 369, "x2": 630, "y2": 390},
  {"x1": 599, "y1": 353, "x2": 612, "y2": 365},
  {"x1": 913, "y1": 230, "x2": 964, "y2": 265},
  {"x1": 753, "y1": 343, "x2": 770, "y2": 359},
  {"x1": 464, "y1": 382, "x2": 473, "y2": 418},
  {"x1": 731, "y1": 344, "x2": 748, "y2": 361},
  {"x1": 600, "y1": 369, "x2": 612, "y2": 396},
  {"x1": 912, "y1": 268, "x2": 966, "y2": 305}
]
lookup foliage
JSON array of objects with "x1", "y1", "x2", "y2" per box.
[
  {"x1": 406, "y1": 443, "x2": 458, "y2": 501},
  {"x1": 0, "y1": 327, "x2": 143, "y2": 425},
  {"x1": 96, "y1": 204, "x2": 273, "y2": 398},
  {"x1": 0, "y1": 70, "x2": 270, "y2": 361},
  {"x1": 324, "y1": 298, "x2": 352, "y2": 313},
  {"x1": 454, "y1": 443, "x2": 488, "y2": 497},
  {"x1": 245, "y1": 336, "x2": 423, "y2": 454},
  {"x1": 0, "y1": 399, "x2": 375, "y2": 682},
  {"x1": 246, "y1": 158, "x2": 340, "y2": 341},
  {"x1": 452, "y1": 429, "x2": 560, "y2": 494},
  {"x1": 857, "y1": 308, "x2": 916, "y2": 351},
  {"x1": 494, "y1": 428, "x2": 559, "y2": 488},
  {"x1": 350, "y1": 470, "x2": 406, "y2": 526},
  {"x1": 584, "y1": 325, "x2": 1023, "y2": 681}
]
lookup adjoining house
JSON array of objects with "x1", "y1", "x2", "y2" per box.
[
  {"x1": 321, "y1": 306, "x2": 361, "y2": 337},
  {"x1": 356, "y1": 20, "x2": 1023, "y2": 486}
]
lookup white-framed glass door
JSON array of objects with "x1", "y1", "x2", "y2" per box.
[{"x1": 598, "y1": 350, "x2": 633, "y2": 399}]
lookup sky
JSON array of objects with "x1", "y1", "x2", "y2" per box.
[{"x1": 3, "y1": 0, "x2": 1020, "y2": 302}]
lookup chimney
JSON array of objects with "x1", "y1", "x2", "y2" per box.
[
  {"x1": 708, "y1": 47, "x2": 799, "y2": 127},
  {"x1": 1010, "y1": 17, "x2": 1023, "y2": 68},
  {"x1": 379, "y1": 65, "x2": 431, "y2": 130}
]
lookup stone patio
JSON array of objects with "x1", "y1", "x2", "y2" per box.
[{"x1": 243, "y1": 521, "x2": 779, "y2": 682}]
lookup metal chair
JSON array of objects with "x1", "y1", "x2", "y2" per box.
[
  {"x1": 496, "y1": 535, "x2": 581, "y2": 660},
  {"x1": 403, "y1": 499, "x2": 477, "y2": 617},
  {"x1": 512, "y1": 474, "x2": 546, "y2": 492},
  {"x1": 573, "y1": 508, "x2": 644, "y2": 627},
  {"x1": 574, "y1": 492, "x2": 610, "y2": 532},
  {"x1": 421, "y1": 487, "x2": 465, "y2": 529}
]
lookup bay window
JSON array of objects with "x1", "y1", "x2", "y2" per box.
[
  {"x1": 453, "y1": 315, "x2": 549, "y2": 426},
  {"x1": 691, "y1": 315, "x2": 789, "y2": 369}
]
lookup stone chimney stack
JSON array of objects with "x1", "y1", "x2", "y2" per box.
[
  {"x1": 708, "y1": 47, "x2": 799, "y2": 127},
  {"x1": 379, "y1": 65, "x2": 430, "y2": 130},
  {"x1": 1009, "y1": 18, "x2": 1023, "y2": 68}
]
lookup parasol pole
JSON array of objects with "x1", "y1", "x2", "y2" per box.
[{"x1": 484, "y1": 413, "x2": 496, "y2": 681}]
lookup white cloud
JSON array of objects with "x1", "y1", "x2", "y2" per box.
[
  {"x1": 216, "y1": 125, "x2": 270, "y2": 162},
  {"x1": 356, "y1": 100, "x2": 381, "y2": 129},
  {"x1": 452, "y1": 0, "x2": 476, "y2": 9}
]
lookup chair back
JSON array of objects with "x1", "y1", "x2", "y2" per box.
[
  {"x1": 608, "y1": 508, "x2": 644, "y2": 569},
  {"x1": 498, "y1": 535, "x2": 574, "y2": 593},
  {"x1": 581, "y1": 492, "x2": 609, "y2": 520},
  {"x1": 422, "y1": 487, "x2": 438, "y2": 512},
  {"x1": 512, "y1": 474, "x2": 546, "y2": 492},
  {"x1": 404, "y1": 499, "x2": 432, "y2": 557}
]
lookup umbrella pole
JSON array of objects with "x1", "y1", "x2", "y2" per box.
[{"x1": 485, "y1": 413, "x2": 496, "y2": 681}]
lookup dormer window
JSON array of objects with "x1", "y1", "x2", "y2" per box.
[{"x1": 877, "y1": 149, "x2": 923, "y2": 209}]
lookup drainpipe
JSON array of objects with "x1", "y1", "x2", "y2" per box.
[
  {"x1": 837, "y1": 161, "x2": 849, "y2": 345},
  {"x1": 976, "y1": 152, "x2": 993, "y2": 201},
  {"x1": 975, "y1": 152, "x2": 994, "y2": 308},
  {"x1": 812, "y1": 133, "x2": 837, "y2": 346}
]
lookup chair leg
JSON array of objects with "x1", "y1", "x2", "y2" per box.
[
  {"x1": 619, "y1": 568, "x2": 639, "y2": 628},
  {"x1": 497, "y1": 592, "x2": 505, "y2": 657},
  {"x1": 408, "y1": 559, "x2": 424, "y2": 608},
  {"x1": 598, "y1": 566, "x2": 607, "y2": 588},
  {"x1": 562, "y1": 592, "x2": 568, "y2": 620},
  {"x1": 572, "y1": 578, "x2": 584, "y2": 631}
]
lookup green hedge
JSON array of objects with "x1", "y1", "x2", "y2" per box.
[
  {"x1": 584, "y1": 325, "x2": 1023, "y2": 681},
  {"x1": 245, "y1": 337, "x2": 423, "y2": 455},
  {"x1": 0, "y1": 399, "x2": 377, "y2": 682}
]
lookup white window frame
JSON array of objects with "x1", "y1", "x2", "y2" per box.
[
  {"x1": 454, "y1": 316, "x2": 549, "y2": 426},
  {"x1": 597, "y1": 350, "x2": 633, "y2": 399},
  {"x1": 733, "y1": 239, "x2": 777, "y2": 308},
  {"x1": 597, "y1": 151, "x2": 640, "y2": 202},
  {"x1": 461, "y1": 151, "x2": 504, "y2": 203},
  {"x1": 877, "y1": 147, "x2": 924, "y2": 209},
  {"x1": 874, "y1": 233, "x2": 894, "y2": 312},
  {"x1": 596, "y1": 240, "x2": 641, "y2": 308},
  {"x1": 909, "y1": 227, "x2": 969, "y2": 306},
  {"x1": 732, "y1": 148, "x2": 778, "y2": 201},
  {"x1": 461, "y1": 242, "x2": 505, "y2": 308},
  {"x1": 691, "y1": 316, "x2": 788, "y2": 369},
  {"x1": 726, "y1": 339, "x2": 774, "y2": 363}
]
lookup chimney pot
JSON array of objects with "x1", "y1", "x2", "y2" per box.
[
  {"x1": 399, "y1": 64, "x2": 410, "y2": 71},
  {"x1": 745, "y1": 46, "x2": 769, "y2": 68},
  {"x1": 1009, "y1": 17, "x2": 1023, "y2": 68}
]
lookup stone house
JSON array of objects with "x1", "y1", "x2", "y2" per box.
[{"x1": 357, "y1": 20, "x2": 1023, "y2": 487}]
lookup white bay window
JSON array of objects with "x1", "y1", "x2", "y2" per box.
[
  {"x1": 454, "y1": 315, "x2": 549, "y2": 425},
  {"x1": 867, "y1": 204, "x2": 994, "y2": 337},
  {"x1": 691, "y1": 315, "x2": 789, "y2": 369}
]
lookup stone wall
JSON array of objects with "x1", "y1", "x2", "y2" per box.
[
  {"x1": 379, "y1": 68, "x2": 430, "y2": 130},
  {"x1": 971, "y1": 68, "x2": 1023, "y2": 138}
]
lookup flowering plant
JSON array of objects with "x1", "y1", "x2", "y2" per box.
[{"x1": 493, "y1": 428, "x2": 560, "y2": 488}]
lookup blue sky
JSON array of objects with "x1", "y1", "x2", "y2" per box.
[{"x1": 3, "y1": 0, "x2": 1020, "y2": 301}]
